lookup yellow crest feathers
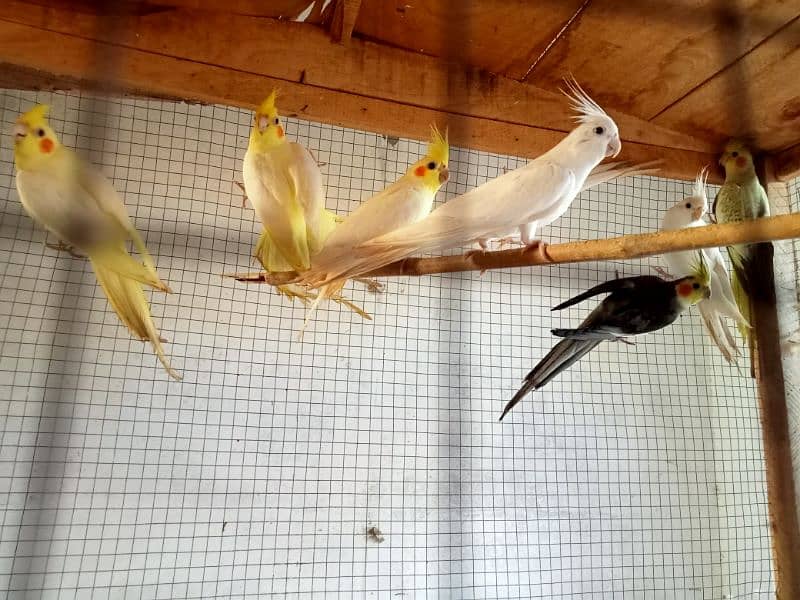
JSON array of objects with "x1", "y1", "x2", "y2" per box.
[
  {"x1": 690, "y1": 253, "x2": 710, "y2": 286},
  {"x1": 257, "y1": 90, "x2": 279, "y2": 116},
  {"x1": 19, "y1": 104, "x2": 50, "y2": 126},
  {"x1": 426, "y1": 125, "x2": 449, "y2": 165}
]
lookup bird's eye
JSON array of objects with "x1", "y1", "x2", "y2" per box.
[
  {"x1": 685, "y1": 202, "x2": 692, "y2": 209},
  {"x1": 273, "y1": 118, "x2": 279, "y2": 125},
  {"x1": 36, "y1": 128, "x2": 45, "y2": 137},
  {"x1": 427, "y1": 161, "x2": 436, "y2": 170},
  {"x1": 731, "y1": 151, "x2": 738, "y2": 158},
  {"x1": 692, "y1": 283, "x2": 700, "y2": 290},
  {"x1": 594, "y1": 126, "x2": 604, "y2": 135}
]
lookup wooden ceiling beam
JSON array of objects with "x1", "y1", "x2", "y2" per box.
[
  {"x1": 0, "y1": 1, "x2": 718, "y2": 180},
  {"x1": 770, "y1": 143, "x2": 800, "y2": 182},
  {"x1": 330, "y1": 0, "x2": 361, "y2": 44}
]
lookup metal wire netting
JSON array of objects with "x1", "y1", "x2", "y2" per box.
[{"x1": 0, "y1": 89, "x2": 772, "y2": 599}]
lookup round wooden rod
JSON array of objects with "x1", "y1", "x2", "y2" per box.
[{"x1": 226, "y1": 213, "x2": 800, "y2": 284}]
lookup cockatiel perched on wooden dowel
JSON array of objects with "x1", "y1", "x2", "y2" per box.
[
  {"x1": 325, "y1": 78, "x2": 624, "y2": 279},
  {"x1": 13, "y1": 104, "x2": 180, "y2": 380},
  {"x1": 660, "y1": 167, "x2": 748, "y2": 363},
  {"x1": 242, "y1": 90, "x2": 342, "y2": 304},
  {"x1": 713, "y1": 140, "x2": 773, "y2": 376},
  {"x1": 294, "y1": 126, "x2": 450, "y2": 332}
]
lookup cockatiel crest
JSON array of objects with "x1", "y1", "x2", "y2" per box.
[
  {"x1": 562, "y1": 77, "x2": 620, "y2": 158},
  {"x1": 408, "y1": 126, "x2": 450, "y2": 192},
  {"x1": 663, "y1": 166, "x2": 709, "y2": 228},
  {"x1": 13, "y1": 104, "x2": 61, "y2": 170},
  {"x1": 251, "y1": 90, "x2": 285, "y2": 149}
]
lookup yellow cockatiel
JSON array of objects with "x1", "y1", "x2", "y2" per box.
[
  {"x1": 13, "y1": 104, "x2": 180, "y2": 379},
  {"x1": 243, "y1": 91, "x2": 339, "y2": 302}
]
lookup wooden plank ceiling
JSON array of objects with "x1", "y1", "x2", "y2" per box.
[{"x1": 1, "y1": 0, "x2": 799, "y2": 180}]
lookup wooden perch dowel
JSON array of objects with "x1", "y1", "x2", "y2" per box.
[{"x1": 227, "y1": 213, "x2": 800, "y2": 284}]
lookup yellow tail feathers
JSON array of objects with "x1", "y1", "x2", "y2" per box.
[
  {"x1": 255, "y1": 229, "x2": 296, "y2": 273},
  {"x1": 731, "y1": 269, "x2": 751, "y2": 341},
  {"x1": 89, "y1": 248, "x2": 180, "y2": 380}
]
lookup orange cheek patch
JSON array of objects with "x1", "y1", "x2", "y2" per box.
[
  {"x1": 735, "y1": 156, "x2": 747, "y2": 168},
  {"x1": 678, "y1": 283, "x2": 692, "y2": 297},
  {"x1": 414, "y1": 166, "x2": 426, "y2": 177},
  {"x1": 39, "y1": 138, "x2": 54, "y2": 153},
  {"x1": 277, "y1": 126, "x2": 284, "y2": 138}
]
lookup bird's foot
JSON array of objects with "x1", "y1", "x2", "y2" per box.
[
  {"x1": 234, "y1": 181, "x2": 249, "y2": 208},
  {"x1": 464, "y1": 247, "x2": 488, "y2": 275},
  {"x1": 497, "y1": 236, "x2": 524, "y2": 249},
  {"x1": 651, "y1": 265, "x2": 674, "y2": 279},
  {"x1": 275, "y1": 284, "x2": 315, "y2": 305},
  {"x1": 520, "y1": 240, "x2": 551, "y2": 262},
  {"x1": 353, "y1": 277, "x2": 385, "y2": 294},
  {"x1": 46, "y1": 241, "x2": 85, "y2": 259}
]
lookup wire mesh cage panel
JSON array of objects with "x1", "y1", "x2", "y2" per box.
[{"x1": 0, "y1": 89, "x2": 774, "y2": 599}]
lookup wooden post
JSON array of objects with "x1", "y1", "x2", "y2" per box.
[{"x1": 756, "y1": 161, "x2": 800, "y2": 599}]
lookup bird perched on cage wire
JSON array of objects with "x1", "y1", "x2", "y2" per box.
[
  {"x1": 712, "y1": 140, "x2": 773, "y2": 376},
  {"x1": 500, "y1": 261, "x2": 711, "y2": 421},
  {"x1": 659, "y1": 167, "x2": 748, "y2": 363},
  {"x1": 293, "y1": 126, "x2": 450, "y2": 332},
  {"x1": 12, "y1": 104, "x2": 180, "y2": 380},
  {"x1": 313, "y1": 78, "x2": 625, "y2": 281},
  {"x1": 241, "y1": 90, "x2": 350, "y2": 306}
]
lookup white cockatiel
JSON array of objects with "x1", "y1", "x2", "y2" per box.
[
  {"x1": 661, "y1": 167, "x2": 748, "y2": 363},
  {"x1": 295, "y1": 126, "x2": 449, "y2": 329},
  {"x1": 328, "y1": 79, "x2": 621, "y2": 280}
]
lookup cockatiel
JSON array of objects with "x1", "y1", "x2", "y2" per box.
[
  {"x1": 13, "y1": 104, "x2": 180, "y2": 379},
  {"x1": 661, "y1": 167, "x2": 748, "y2": 363},
  {"x1": 295, "y1": 126, "x2": 449, "y2": 328},
  {"x1": 341, "y1": 79, "x2": 621, "y2": 279},
  {"x1": 243, "y1": 90, "x2": 339, "y2": 302},
  {"x1": 500, "y1": 265, "x2": 711, "y2": 421},
  {"x1": 712, "y1": 140, "x2": 772, "y2": 375}
]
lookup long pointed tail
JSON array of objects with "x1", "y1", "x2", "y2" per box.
[
  {"x1": 500, "y1": 338, "x2": 600, "y2": 421},
  {"x1": 89, "y1": 251, "x2": 180, "y2": 380},
  {"x1": 697, "y1": 302, "x2": 738, "y2": 364}
]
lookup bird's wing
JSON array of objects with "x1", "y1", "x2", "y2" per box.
[
  {"x1": 245, "y1": 150, "x2": 311, "y2": 271},
  {"x1": 551, "y1": 276, "x2": 654, "y2": 311},
  {"x1": 286, "y1": 143, "x2": 327, "y2": 253},
  {"x1": 697, "y1": 301, "x2": 738, "y2": 363}
]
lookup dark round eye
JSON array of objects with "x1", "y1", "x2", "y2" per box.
[
  {"x1": 273, "y1": 117, "x2": 279, "y2": 125},
  {"x1": 36, "y1": 128, "x2": 45, "y2": 137},
  {"x1": 685, "y1": 202, "x2": 692, "y2": 209},
  {"x1": 731, "y1": 151, "x2": 738, "y2": 157},
  {"x1": 594, "y1": 126, "x2": 604, "y2": 135},
  {"x1": 427, "y1": 161, "x2": 436, "y2": 170},
  {"x1": 692, "y1": 283, "x2": 700, "y2": 290}
]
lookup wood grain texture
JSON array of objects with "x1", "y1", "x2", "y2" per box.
[
  {"x1": 22, "y1": 0, "x2": 326, "y2": 19},
  {"x1": 772, "y1": 143, "x2": 800, "y2": 181},
  {"x1": 524, "y1": 0, "x2": 799, "y2": 121},
  {"x1": 227, "y1": 213, "x2": 800, "y2": 283},
  {"x1": 654, "y1": 16, "x2": 800, "y2": 153},
  {"x1": 353, "y1": 0, "x2": 588, "y2": 80},
  {"x1": 330, "y1": 0, "x2": 361, "y2": 43}
]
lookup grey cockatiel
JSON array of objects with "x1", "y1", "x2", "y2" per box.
[{"x1": 501, "y1": 268, "x2": 711, "y2": 421}]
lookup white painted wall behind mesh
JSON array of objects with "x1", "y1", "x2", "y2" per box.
[{"x1": 0, "y1": 90, "x2": 773, "y2": 599}]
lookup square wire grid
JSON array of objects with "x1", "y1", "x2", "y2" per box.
[{"x1": 0, "y1": 89, "x2": 772, "y2": 599}]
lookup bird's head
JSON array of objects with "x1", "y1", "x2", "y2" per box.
[
  {"x1": 249, "y1": 90, "x2": 286, "y2": 151},
  {"x1": 674, "y1": 254, "x2": 711, "y2": 306},
  {"x1": 719, "y1": 139, "x2": 755, "y2": 176},
  {"x1": 407, "y1": 125, "x2": 449, "y2": 192},
  {"x1": 663, "y1": 166, "x2": 709, "y2": 228},
  {"x1": 13, "y1": 104, "x2": 60, "y2": 171},
  {"x1": 562, "y1": 77, "x2": 620, "y2": 159}
]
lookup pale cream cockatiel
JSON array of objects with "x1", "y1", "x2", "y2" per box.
[
  {"x1": 13, "y1": 104, "x2": 179, "y2": 379},
  {"x1": 243, "y1": 91, "x2": 340, "y2": 302},
  {"x1": 295, "y1": 126, "x2": 449, "y2": 330},
  {"x1": 660, "y1": 167, "x2": 748, "y2": 363},
  {"x1": 315, "y1": 79, "x2": 624, "y2": 282}
]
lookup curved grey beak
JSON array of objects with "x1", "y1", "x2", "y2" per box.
[
  {"x1": 438, "y1": 165, "x2": 449, "y2": 184},
  {"x1": 704, "y1": 287, "x2": 711, "y2": 299},
  {"x1": 606, "y1": 134, "x2": 621, "y2": 158},
  {"x1": 13, "y1": 122, "x2": 26, "y2": 142}
]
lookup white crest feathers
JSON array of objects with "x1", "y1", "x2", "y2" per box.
[
  {"x1": 561, "y1": 76, "x2": 608, "y2": 123},
  {"x1": 693, "y1": 166, "x2": 709, "y2": 201}
]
